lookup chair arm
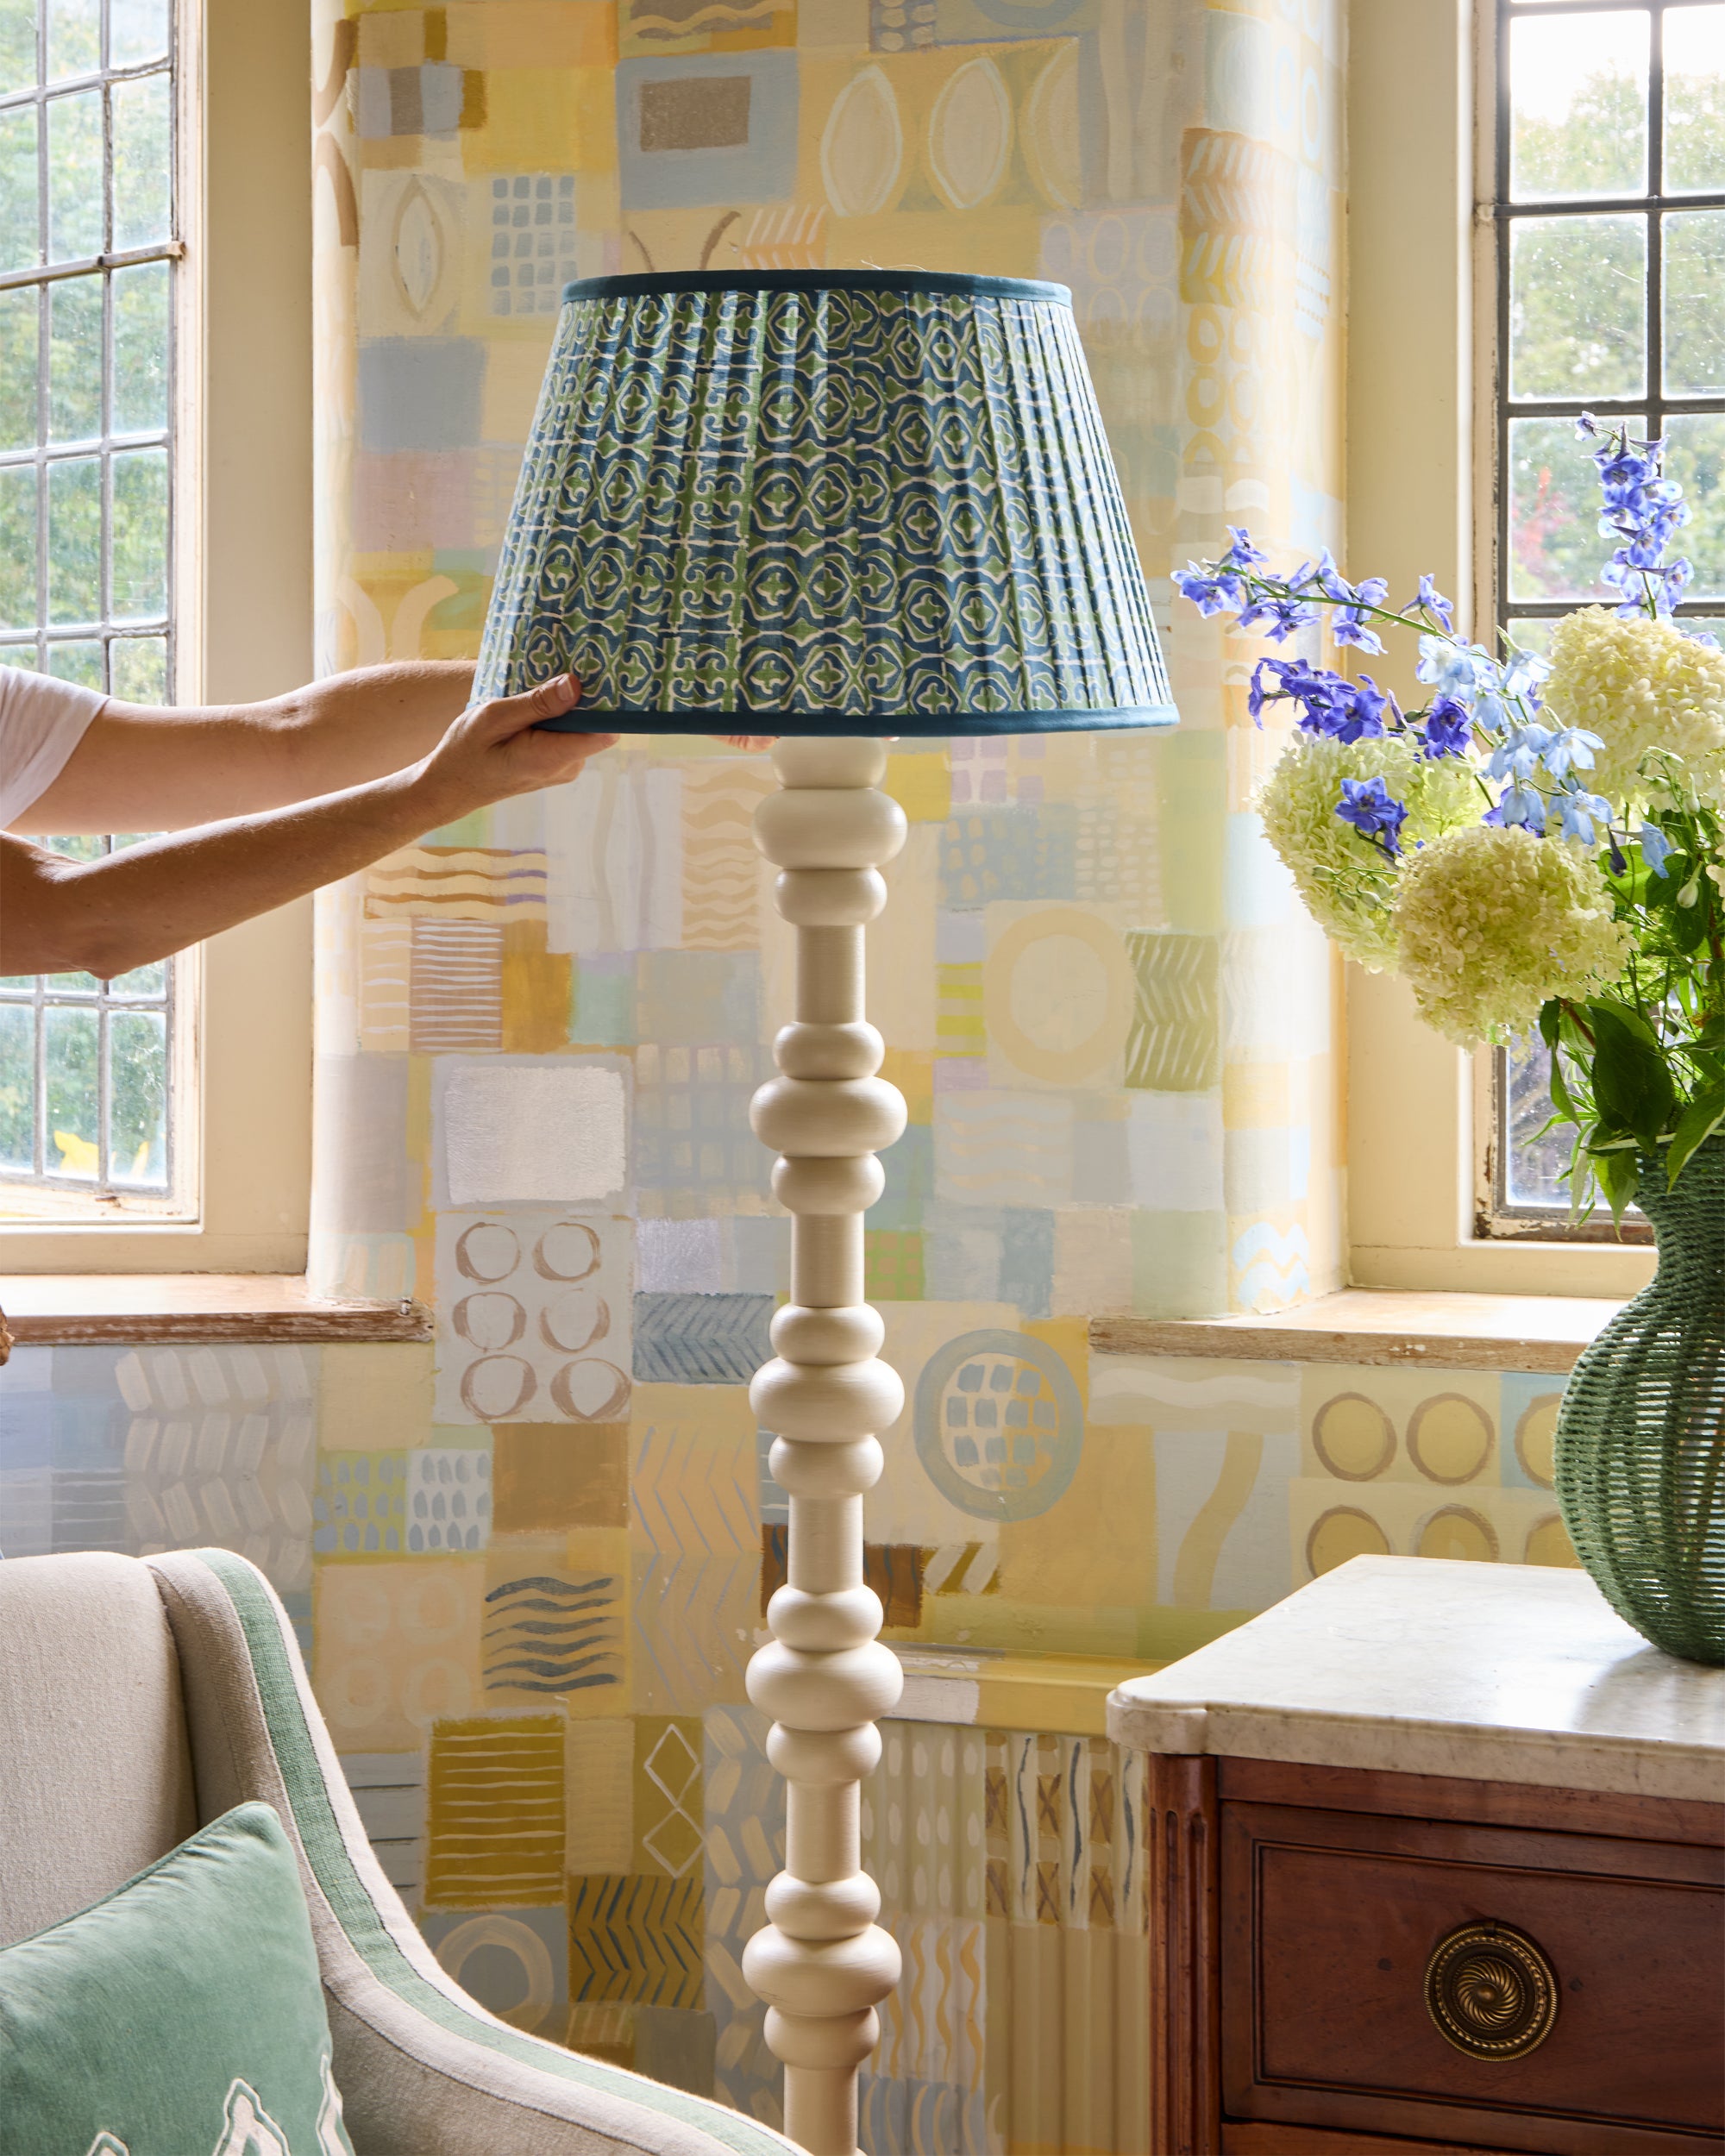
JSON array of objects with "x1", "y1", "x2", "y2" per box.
[{"x1": 147, "y1": 1550, "x2": 798, "y2": 2156}]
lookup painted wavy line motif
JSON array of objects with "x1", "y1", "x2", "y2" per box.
[
  {"x1": 630, "y1": 2, "x2": 777, "y2": 35},
  {"x1": 934, "y1": 1100, "x2": 1070, "y2": 1200},
  {"x1": 366, "y1": 847, "x2": 549, "y2": 919},
  {"x1": 482, "y1": 1572, "x2": 624, "y2": 1696},
  {"x1": 1088, "y1": 1363, "x2": 1298, "y2": 1413},
  {"x1": 681, "y1": 765, "x2": 775, "y2": 952}
]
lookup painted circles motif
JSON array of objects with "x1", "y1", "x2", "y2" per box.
[{"x1": 914, "y1": 1328, "x2": 1082, "y2": 1521}]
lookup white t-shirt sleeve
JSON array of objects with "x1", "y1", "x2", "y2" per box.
[{"x1": 0, "y1": 665, "x2": 107, "y2": 828}]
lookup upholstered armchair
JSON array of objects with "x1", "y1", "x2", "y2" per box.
[{"x1": 0, "y1": 1548, "x2": 798, "y2": 2156}]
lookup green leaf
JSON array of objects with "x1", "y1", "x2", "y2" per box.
[
  {"x1": 1667, "y1": 1084, "x2": 1725, "y2": 1188},
  {"x1": 1595, "y1": 1144, "x2": 1640, "y2": 1226},
  {"x1": 1589, "y1": 996, "x2": 1661, "y2": 1050},
  {"x1": 1670, "y1": 893, "x2": 1711, "y2": 954},
  {"x1": 1546, "y1": 1049, "x2": 1580, "y2": 1125},
  {"x1": 1539, "y1": 1000, "x2": 1562, "y2": 1053},
  {"x1": 1588, "y1": 1002, "x2": 1678, "y2": 1150}
]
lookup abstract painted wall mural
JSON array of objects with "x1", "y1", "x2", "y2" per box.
[
  {"x1": 293, "y1": 0, "x2": 1353, "y2": 2141},
  {"x1": 0, "y1": 1338, "x2": 1584, "y2": 2150},
  {"x1": 0, "y1": 4, "x2": 1507, "y2": 2151}
]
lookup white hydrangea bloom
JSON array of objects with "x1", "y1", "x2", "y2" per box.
[
  {"x1": 1542, "y1": 606, "x2": 1725, "y2": 810},
  {"x1": 1256, "y1": 732, "x2": 1480, "y2": 970},
  {"x1": 1393, "y1": 824, "x2": 1630, "y2": 1045}
]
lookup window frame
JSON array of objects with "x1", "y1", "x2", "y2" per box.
[
  {"x1": 1482, "y1": 0, "x2": 1724, "y2": 1239},
  {"x1": 4, "y1": 0, "x2": 314, "y2": 1275},
  {"x1": 1343, "y1": 0, "x2": 1656, "y2": 1299}
]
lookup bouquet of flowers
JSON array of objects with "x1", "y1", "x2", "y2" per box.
[{"x1": 1175, "y1": 417, "x2": 1725, "y2": 1219}]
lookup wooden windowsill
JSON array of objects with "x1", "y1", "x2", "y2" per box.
[
  {"x1": 1090, "y1": 1288, "x2": 1625, "y2": 1376},
  {"x1": 0, "y1": 1274, "x2": 433, "y2": 1345}
]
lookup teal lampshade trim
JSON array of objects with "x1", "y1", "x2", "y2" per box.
[
  {"x1": 476, "y1": 274, "x2": 1175, "y2": 736},
  {"x1": 531, "y1": 705, "x2": 1176, "y2": 736},
  {"x1": 561, "y1": 270, "x2": 1075, "y2": 305}
]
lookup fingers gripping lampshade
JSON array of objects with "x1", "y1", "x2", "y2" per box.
[{"x1": 476, "y1": 271, "x2": 1176, "y2": 2156}]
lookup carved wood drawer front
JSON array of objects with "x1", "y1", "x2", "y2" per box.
[{"x1": 1220, "y1": 1799, "x2": 1725, "y2": 2156}]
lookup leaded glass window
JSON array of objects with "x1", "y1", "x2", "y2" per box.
[
  {"x1": 1491, "y1": 0, "x2": 1725, "y2": 1229},
  {"x1": 0, "y1": 0, "x2": 181, "y2": 1211}
]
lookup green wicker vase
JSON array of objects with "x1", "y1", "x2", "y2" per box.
[{"x1": 1554, "y1": 1134, "x2": 1725, "y2": 1665}]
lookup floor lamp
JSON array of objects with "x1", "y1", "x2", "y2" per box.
[{"x1": 474, "y1": 269, "x2": 1177, "y2": 2156}]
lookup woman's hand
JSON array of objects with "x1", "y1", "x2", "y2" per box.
[{"x1": 409, "y1": 674, "x2": 618, "y2": 820}]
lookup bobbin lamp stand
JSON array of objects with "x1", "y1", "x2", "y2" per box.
[
  {"x1": 742, "y1": 736, "x2": 909, "y2": 2156},
  {"x1": 474, "y1": 268, "x2": 1176, "y2": 2156}
]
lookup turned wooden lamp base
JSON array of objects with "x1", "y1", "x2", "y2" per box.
[{"x1": 740, "y1": 737, "x2": 909, "y2": 2156}]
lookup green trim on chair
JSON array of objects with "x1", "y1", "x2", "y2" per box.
[{"x1": 191, "y1": 1551, "x2": 791, "y2": 2156}]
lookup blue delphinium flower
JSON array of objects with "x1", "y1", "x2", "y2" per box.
[
  {"x1": 1416, "y1": 635, "x2": 1496, "y2": 702},
  {"x1": 1553, "y1": 790, "x2": 1614, "y2": 847},
  {"x1": 1249, "y1": 657, "x2": 1341, "y2": 725},
  {"x1": 1413, "y1": 574, "x2": 1455, "y2": 630},
  {"x1": 1421, "y1": 697, "x2": 1472, "y2": 758},
  {"x1": 1539, "y1": 725, "x2": 1604, "y2": 780},
  {"x1": 1474, "y1": 648, "x2": 1549, "y2": 729},
  {"x1": 1335, "y1": 674, "x2": 1393, "y2": 742},
  {"x1": 1639, "y1": 820, "x2": 1676, "y2": 876},
  {"x1": 1578, "y1": 413, "x2": 1694, "y2": 617},
  {"x1": 1484, "y1": 780, "x2": 1547, "y2": 833},
  {"x1": 1331, "y1": 576, "x2": 1389, "y2": 655},
  {"x1": 1336, "y1": 775, "x2": 1408, "y2": 856},
  {"x1": 1237, "y1": 592, "x2": 1319, "y2": 641},
  {"x1": 1222, "y1": 525, "x2": 1267, "y2": 567},
  {"x1": 1172, "y1": 564, "x2": 1245, "y2": 616},
  {"x1": 1486, "y1": 724, "x2": 1555, "y2": 784},
  {"x1": 1305, "y1": 548, "x2": 1352, "y2": 602},
  {"x1": 1248, "y1": 660, "x2": 1391, "y2": 742}
]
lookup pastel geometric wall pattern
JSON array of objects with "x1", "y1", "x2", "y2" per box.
[
  {"x1": 434, "y1": 1210, "x2": 633, "y2": 1426},
  {"x1": 568, "y1": 1873, "x2": 706, "y2": 2009},
  {"x1": 250, "y1": 0, "x2": 1357, "y2": 2129},
  {"x1": 425, "y1": 1714, "x2": 568, "y2": 1908},
  {"x1": 9, "y1": 1327, "x2": 1604, "y2": 2138}
]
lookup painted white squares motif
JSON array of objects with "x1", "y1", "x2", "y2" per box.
[{"x1": 438, "y1": 1059, "x2": 627, "y2": 1207}]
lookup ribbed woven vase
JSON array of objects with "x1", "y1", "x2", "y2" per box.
[{"x1": 1554, "y1": 1136, "x2": 1725, "y2": 1665}]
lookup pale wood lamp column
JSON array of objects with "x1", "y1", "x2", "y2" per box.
[
  {"x1": 469, "y1": 268, "x2": 1177, "y2": 2153},
  {"x1": 741, "y1": 736, "x2": 909, "y2": 2156}
]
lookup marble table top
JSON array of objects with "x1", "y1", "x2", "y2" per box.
[{"x1": 1107, "y1": 1556, "x2": 1725, "y2": 1802}]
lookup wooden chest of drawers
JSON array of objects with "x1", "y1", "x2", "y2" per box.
[
  {"x1": 1146, "y1": 1752, "x2": 1723, "y2": 2154},
  {"x1": 1108, "y1": 1558, "x2": 1725, "y2": 2156}
]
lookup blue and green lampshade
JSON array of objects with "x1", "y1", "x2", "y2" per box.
[{"x1": 474, "y1": 270, "x2": 1177, "y2": 739}]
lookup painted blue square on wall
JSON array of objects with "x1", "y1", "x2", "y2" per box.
[{"x1": 616, "y1": 53, "x2": 798, "y2": 212}]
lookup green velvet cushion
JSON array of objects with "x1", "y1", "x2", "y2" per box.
[{"x1": 0, "y1": 1801, "x2": 355, "y2": 2156}]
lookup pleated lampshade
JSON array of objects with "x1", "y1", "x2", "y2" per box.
[{"x1": 474, "y1": 269, "x2": 1176, "y2": 737}]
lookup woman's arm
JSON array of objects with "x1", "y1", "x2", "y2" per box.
[
  {"x1": 10, "y1": 661, "x2": 479, "y2": 835},
  {"x1": 1, "y1": 677, "x2": 613, "y2": 980}
]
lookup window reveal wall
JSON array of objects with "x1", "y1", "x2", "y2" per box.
[{"x1": 298, "y1": 0, "x2": 1351, "y2": 2144}]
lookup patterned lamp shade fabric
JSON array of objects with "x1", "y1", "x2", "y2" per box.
[{"x1": 474, "y1": 270, "x2": 1176, "y2": 736}]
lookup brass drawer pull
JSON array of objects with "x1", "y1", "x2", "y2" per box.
[{"x1": 1424, "y1": 1920, "x2": 1559, "y2": 2061}]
